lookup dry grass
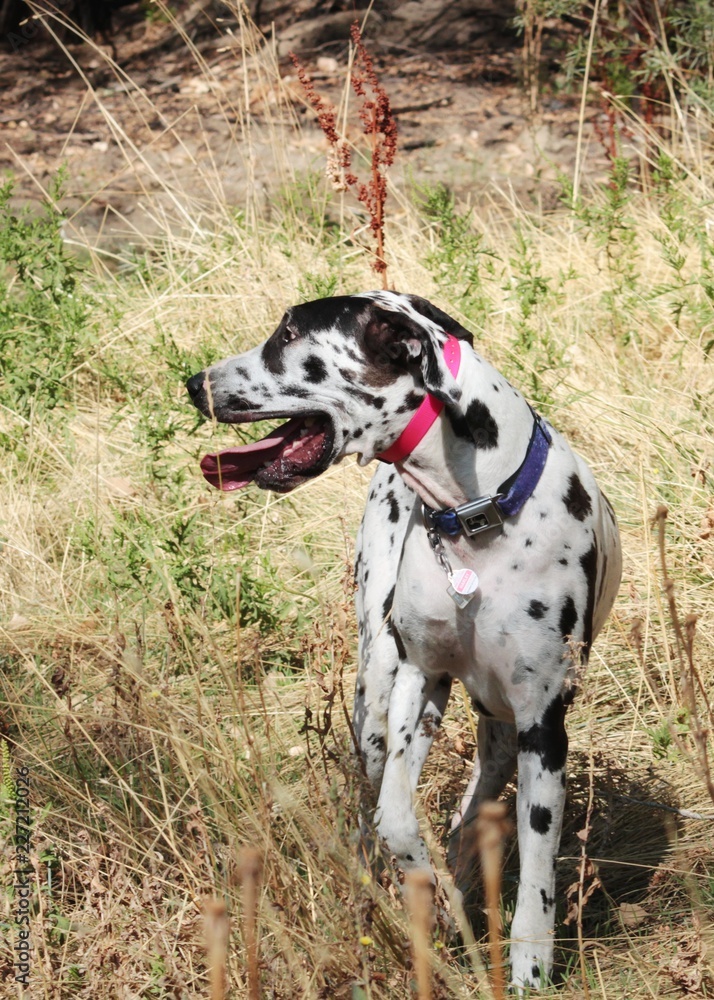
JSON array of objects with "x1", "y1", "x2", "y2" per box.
[{"x1": 0, "y1": 5, "x2": 713, "y2": 998}]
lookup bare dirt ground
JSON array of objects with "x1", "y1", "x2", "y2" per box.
[{"x1": 0, "y1": 1, "x2": 616, "y2": 251}]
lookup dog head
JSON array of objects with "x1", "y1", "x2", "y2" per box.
[{"x1": 186, "y1": 291, "x2": 472, "y2": 493}]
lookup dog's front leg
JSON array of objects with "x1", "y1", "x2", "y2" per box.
[
  {"x1": 509, "y1": 696, "x2": 568, "y2": 993},
  {"x1": 374, "y1": 663, "x2": 450, "y2": 874}
]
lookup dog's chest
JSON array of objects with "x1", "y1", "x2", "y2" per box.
[{"x1": 388, "y1": 505, "x2": 580, "y2": 719}]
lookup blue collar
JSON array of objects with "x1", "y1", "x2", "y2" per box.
[{"x1": 423, "y1": 414, "x2": 552, "y2": 537}]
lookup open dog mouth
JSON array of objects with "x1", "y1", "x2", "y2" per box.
[{"x1": 200, "y1": 414, "x2": 334, "y2": 493}]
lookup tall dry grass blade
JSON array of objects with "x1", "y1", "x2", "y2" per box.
[
  {"x1": 572, "y1": 0, "x2": 602, "y2": 208},
  {"x1": 576, "y1": 749, "x2": 597, "y2": 1000},
  {"x1": 476, "y1": 801, "x2": 511, "y2": 1000},
  {"x1": 204, "y1": 897, "x2": 230, "y2": 1000},
  {"x1": 655, "y1": 506, "x2": 714, "y2": 806},
  {"x1": 405, "y1": 870, "x2": 434, "y2": 1000},
  {"x1": 238, "y1": 847, "x2": 262, "y2": 1000}
]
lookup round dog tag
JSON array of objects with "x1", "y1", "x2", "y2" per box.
[
  {"x1": 449, "y1": 568, "x2": 479, "y2": 595},
  {"x1": 447, "y1": 568, "x2": 479, "y2": 608}
]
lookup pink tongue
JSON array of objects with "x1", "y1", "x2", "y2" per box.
[{"x1": 200, "y1": 418, "x2": 303, "y2": 491}]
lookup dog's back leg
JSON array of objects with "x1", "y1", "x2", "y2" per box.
[{"x1": 447, "y1": 716, "x2": 518, "y2": 893}]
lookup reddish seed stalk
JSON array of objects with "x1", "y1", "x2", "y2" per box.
[{"x1": 291, "y1": 22, "x2": 397, "y2": 287}]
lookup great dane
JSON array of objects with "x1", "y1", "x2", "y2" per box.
[{"x1": 186, "y1": 291, "x2": 622, "y2": 991}]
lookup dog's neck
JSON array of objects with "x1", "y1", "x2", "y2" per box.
[{"x1": 395, "y1": 346, "x2": 535, "y2": 511}]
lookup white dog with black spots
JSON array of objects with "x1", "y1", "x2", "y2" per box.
[{"x1": 186, "y1": 291, "x2": 622, "y2": 992}]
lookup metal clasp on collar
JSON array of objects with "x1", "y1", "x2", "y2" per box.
[{"x1": 455, "y1": 496, "x2": 503, "y2": 536}]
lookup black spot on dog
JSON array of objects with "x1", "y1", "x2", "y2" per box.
[
  {"x1": 580, "y1": 541, "x2": 598, "y2": 656},
  {"x1": 527, "y1": 599, "x2": 549, "y2": 620},
  {"x1": 386, "y1": 490, "x2": 400, "y2": 523},
  {"x1": 303, "y1": 355, "x2": 328, "y2": 383},
  {"x1": 396, "y1": 390, "x2": 425, "y2": 414},
  {"x1": 367, "y1": 733, "x2": 386, "y2": 751},
  {"x1": 531, "y1": 965, "x2": 541, "y2": 982},
  {"x1": 392, "y1": 622, "x2": 407, "y2": 660},
  {"x1": 405, "y1": 733, "x2": 412, "y2": 745},
  {"x1": 465, "y1": 399, "x2": 499, "y2": 448},
  {"x1": 357, "y1": 684, "x2": 366, "y2": 697},
  {"x1": 353, "y1": 428, "x2": 363, "y2": 438},
  {"x1": 530, "y1": 804, "x2": 553, "y2": 835},
  {"x1": 563, "y1": 474, "x2": 592, "y2": 521},
  {"x1": 492, "y1": 383, "x2": 500, "y2": 392},
  {"x1": 559, "y1": 596, "x2": 578, "y2": 640},
  {"x1": 540, "y1": 889, "x2": 554, "y2": 913},
  {"x1": 382, "y1": 585, "x2": 395, "y2": 634},
  {"x1": 283, "y1": 384, "x2": 310, "y2": 399},
  {"x1": 517, "y1": 694, "x2": 568, "y2": 772},
  {"x1": 445, "y1": 407, "x2": 471, "y2": 440},
  {"x1": 525, "y1": 537, "x2": 533, "y2": 547},
  {"x1": 347, "y1": 384, "x2": 380, "y2": 407},
  {"x1": 395, "y1": 747, "x2": 405, "y2": 758},
  {"x1": 261, "y1": 335, "x2": 286, "y2": 375},
  {"x1": 559, "y1": 557, "x2": 568, "y2": 566}
]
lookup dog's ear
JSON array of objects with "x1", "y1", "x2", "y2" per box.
[
  {"x1": 403, "y1": 295, "x2": 474, "y2": 347},
  {"x1": 363, "y1": 300, "x2": 463, "y2": 403}
]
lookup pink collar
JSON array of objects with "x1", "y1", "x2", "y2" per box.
[{"x1": 377, "y1": 335, "x2": 462, "y2": 464}]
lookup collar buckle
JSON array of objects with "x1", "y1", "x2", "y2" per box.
[{"x1": 455, "y1": 496, "x2": 503, "y2": 536}]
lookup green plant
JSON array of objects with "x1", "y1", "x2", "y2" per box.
[
  {"x1": 0, "y1": 171, "x2": 96, "y2": 426},
  {"x1": 568, "y1": 157, "x2": 639, "y2": 338},
  {"x1": 502, "y1": 223, "x2": 568, "y2": 408},
  {"x1": 418, "y1": 181, "x2": 497, "y2": 322}
]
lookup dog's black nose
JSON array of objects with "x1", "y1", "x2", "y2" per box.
[{"x1": 186, "y1": 371, "x2": 206, "y2": 398}]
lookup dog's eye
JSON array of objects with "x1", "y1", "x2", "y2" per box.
[{"x1": 282, "y1": 326, "x2": 298, "y2": 344}]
